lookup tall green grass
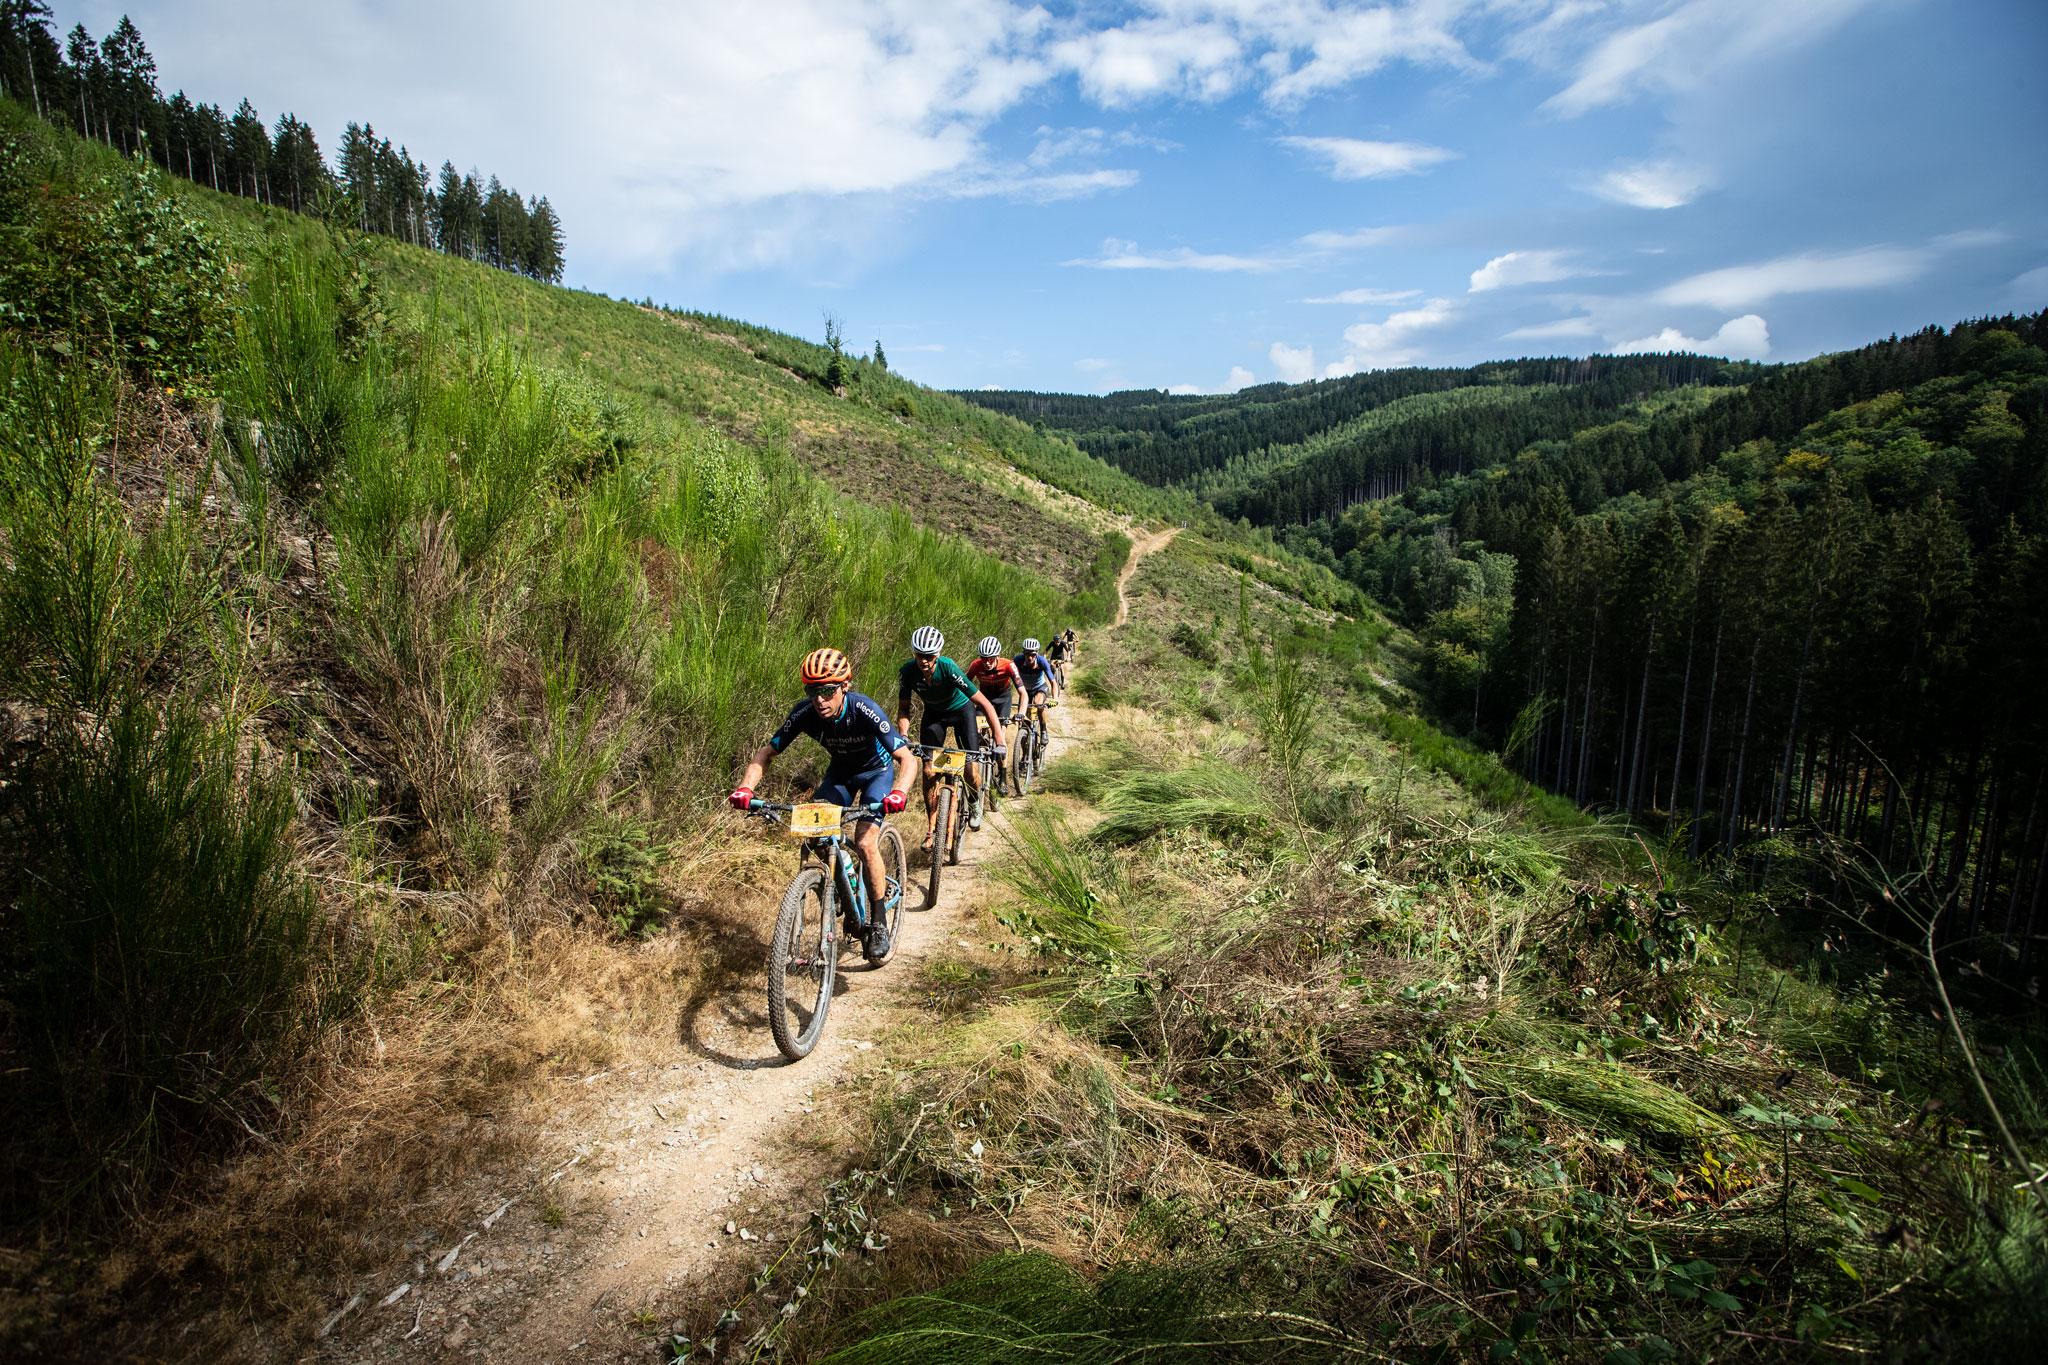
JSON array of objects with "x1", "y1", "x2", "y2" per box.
[{"x1": 8, "y1": 698, "x2": 350, "y2": 1207}]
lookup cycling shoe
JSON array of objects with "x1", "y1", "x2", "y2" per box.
[{"x1": 864, "y1": 922, "x2": 894, "y2": 963}]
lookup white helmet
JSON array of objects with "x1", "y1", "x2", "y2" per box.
[
  {"x1": 910, "y1": 625, "x2": 944, "y2": 656},
  {"x1": 1022, "y1": 637, "x2": 1041, "y2": 652},
  {"x1": 978, "y1": 636, "x2": 1002, "y2": 658}
]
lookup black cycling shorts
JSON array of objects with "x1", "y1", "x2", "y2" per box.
[
  {"x1": 986, "y1": 691, "x2": 1015, "y2": 723},
  {"x1": 918, "y1": 704, "x2": 981, "y2": 752}
]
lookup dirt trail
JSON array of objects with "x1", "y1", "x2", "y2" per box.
[
  {"x1": 1114, "y1": 526, "x2": 1179, "y2": 627},
  {"x1": 327, "y1": 703, "x2": 1105, "y2": 1365}
]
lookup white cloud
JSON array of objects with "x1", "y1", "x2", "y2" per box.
[
  {"x1": 1588, "y1": 159, "x2": 1711, "y2": 210},
  {"x1": 2010, "y1": 266, "x2": 2048, "y2": 309},
  {"x1": 1026, "y1": 125, "x2": 1178, "y2": 167},
  {"x1": 126, "y1": 0, "x2": 1892, "y2": 284},
  {"x1": 1068, "y1": 237, "x2": 1289, "y2": 272},
  {"x1": 1656, "y1": 247, "x2": 1927, "y2": 309},
  {"x1": 1270, "y1": 341, "x2": 1318, "y2": 384},
  {"x1": 1305, "y1": 287, "x2": 1421, "y2": 304},
  {"x1": 1614, "y1": 314, "x2": 1771, "y2": 360},
  {"x1": 1168, "y1": 364, "x2": 1258, "y2": 396},
  {"x1": 1935, "y1": 228, "x2": 2008, "y2": 250},
  {"x1": 949, "y1": 167, "x2": 1141, "y2": 202},
  {"x1": 1277, "y1": 136, "x2": 1457, "y2": 180},
  {"x1": 1503, "y1": 315, "x2": 1601, "y2": 340},
  {"x1": 1543, "y1": 0, "x2": 1876, "y2": 118},
  {"x1": 1074, "y1": 356, "x2": 1119, "y2": 372},
  {"x1": 1327, "y1": 297, "x2": 1458, "y2": 373},
  {"x1": 1067, "y1": 224, "x2": 1399, "y2": 272},
  {"x1": 1052, "y1": 17, "x2": 1245, "y2": 106},
  {"x1": 1470, "y1": 250, "x2": 1582, "y2": 292},
  {"x1": 1298, "y1": 226, "x2": 1404, "y2": 251}
]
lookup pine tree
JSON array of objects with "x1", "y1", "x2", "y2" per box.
[
  {"x1": 873, "y1": 340, "x2": 887, "y2": 370},
  {"x1": 525, "y1": 197, "x2": 564, "y2": 281},
  {"x1": 227, "y1": 97, "x2": 269, "y2": 200}
]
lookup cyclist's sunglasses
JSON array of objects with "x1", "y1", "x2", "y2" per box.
[
  {"x1": 913, "y1": 651, "x2": 938, "y2": 662},
  {"x1": 804, "y1": 681, "x2": 845, "y2": 699}
]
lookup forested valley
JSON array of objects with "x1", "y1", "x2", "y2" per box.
[
  {"x1": 0, "y1": 4, "x2": 564, "y2": 279},
  {"x1": 967, "y1": 318, "x2": 2048, "y2": 987}
]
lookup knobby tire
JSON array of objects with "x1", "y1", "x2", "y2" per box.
[
  {"x1": 870, "y1": 824, "x2": 907, "y2": 966},
  {"x1": 925, "y1": 788, "x2": 952, "y2": 908},
  {"x1": 767, "y1": 866, "x2": 834, "y2": 1061}
]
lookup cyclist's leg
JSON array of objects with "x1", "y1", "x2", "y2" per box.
[
  {"x1": 848, "y1": 769, "x2": 893, "y2": 914},
  {"x1": 991, "y1": 690, "x2": 1015, "y2": 750},
  {"x1": 950, "y1": 705, "x2": 986, "y2": 825},
  {"x1": 917, "y1": 711, "x2": 949, "y2": 843},
  {"x1": 952, "y1": 705, "x2": 983, "y2": 796}
]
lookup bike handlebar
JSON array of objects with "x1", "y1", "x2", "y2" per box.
[{"x1": 741, "y1": 798, "x2": 887, "y2": 818}]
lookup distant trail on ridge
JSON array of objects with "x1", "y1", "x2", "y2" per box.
[{"x1": 1116, "y1": 527, "x2": 1179, "y2": 627}]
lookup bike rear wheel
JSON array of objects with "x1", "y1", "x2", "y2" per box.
[
  {"x1": 925, "y1": 788, "x2": 952, "y2": 908},
  {"x1": 870, "y1": 825, "x2": 907, "y2": 965},
  {"x1": 767, "y1": 867, "x2": 835, "y2": 1061}
]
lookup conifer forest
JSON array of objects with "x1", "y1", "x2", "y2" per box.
[{"x1": 0, "y1": 3, "x2": 564, "y2": 280}]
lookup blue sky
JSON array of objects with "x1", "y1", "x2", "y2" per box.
[{"x1": 83, "y1": 0, "x2": 2048, "y2": 393}]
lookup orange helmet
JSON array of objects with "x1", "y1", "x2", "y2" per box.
[{"x1": 801, "y1": 647, "x2": 852, "y2": 686}]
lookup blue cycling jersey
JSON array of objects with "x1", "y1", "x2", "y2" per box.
[
  {"x1": 769, "y1": 691, "x2": 907, "y2": 776},
  {"x1": 1014, "y1": 652, "x2": 1052, "y2": 690}
]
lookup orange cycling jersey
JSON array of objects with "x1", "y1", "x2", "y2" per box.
[{"x1": 967, "y1": 656, "x2": 1023, "y2": 697}]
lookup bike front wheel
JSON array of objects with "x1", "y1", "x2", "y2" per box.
[
  {"x1": 871, "y1": 824, "x2": 908, "y2": 965},
  {"x1": 925, "y1": 788, "x2": 952, "y2": 908},
  {"x1": 767, "y1": 867, "x2": 836, "y2": 1061},
  {"x1": 1017, "y1": 729, "x2": 1037, "y2": 796}
]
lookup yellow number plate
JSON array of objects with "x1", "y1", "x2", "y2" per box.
[
  {"x1": 928, "y1": 749, "x2": 966, "y2": 776},
  {"x1": 786, "y1": 802, "x2": 843, "y2": 839}
]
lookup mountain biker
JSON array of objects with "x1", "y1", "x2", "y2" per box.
[
  {"x1": 1015, "y1": 637, "x2": 1058, "y2": 739},
  {"x1": 730, "y1": 648, "x2": 915, "y2": 961},
  {"x1": 896, "y1": 627, "x2": 1005, "y2": 836},
  {"x1": 967, "y1": 635, "x2": 1024, "y2": 767},
  {"x1": 1046, "y1": 629, "x2": 1074, "y2": 685}
]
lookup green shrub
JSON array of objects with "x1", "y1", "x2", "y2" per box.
[
  {"x1": 1168, "y1": 620, "x2": 1218, "y2": 664},
  {"x1": 1067, "y1": 530, "x2": 1130, "y2": 625},
  {"x1": 0, "y1": 348, "x2": 218, "y2": 713},
  {"x1": 8, "y1": 699, "x2": 346, "y2": 1205},
  {"x1": 0, "y1": 104, "x2": 233, "y2": 387},
  {"x1": 888, "y1": 392, "x2": 917, "y2": 419},
  {"x1": 226, "y1": 242, "x2": 384, "y2": 498}
]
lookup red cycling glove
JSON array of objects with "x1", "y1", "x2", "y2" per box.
[
  {"x1": 882, "y1": 789, "x2": 908, "y2": 814},
  {"x1": 728, "y1": 787, "x2": 754, "y2": 811}
]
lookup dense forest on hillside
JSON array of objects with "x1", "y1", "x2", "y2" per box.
[
  {"x1": 0, "y1": 4, "x2": 563, "y2": 278},
  {"x1": 964, "y1": 353, "x2": 1750, "y2": 493},
  {"x1": 971, "y1": 317, "x2": 2048, "y2": 982}
]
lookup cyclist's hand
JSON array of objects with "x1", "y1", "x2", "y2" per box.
[
  {"x1": 883, "y1": 789, "x2": 908, "y2": 814},
  {"x1": 728, "y1": 786, "x2": 754, "y2": 811},
  {"x1": 993, "y1": 745, "x2": 1007, "y2": 758}
]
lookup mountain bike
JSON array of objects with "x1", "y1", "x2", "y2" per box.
[
  {"x1": 909, "y1": 743, "x2": 972, "y2": 906},
  {"x1": 1016, "y1": 696, "x2": 1054, "y2": 795},
  {"x1": 976, "y1": 718, "x2": 1010, "y2": 809},
  {"x1": 739, "y1": 798, "x2": 907, "y2": 1061}
]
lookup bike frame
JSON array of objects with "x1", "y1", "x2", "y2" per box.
[{"x1": 746, "y1": 799, "x2": 891, "y2": 937}]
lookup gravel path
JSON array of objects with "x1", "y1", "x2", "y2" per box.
[{"x1": 320, "y1": 702, "x2": 1095, "y2": 1364}]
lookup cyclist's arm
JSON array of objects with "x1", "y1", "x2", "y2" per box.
[
  {"x1": 895, "y1": 692, "x2": 915, "y2": 739},
  {"x1": 889, "y1": 740, "x2": 917, "y2": 795},
  {"x1": 737, "y1": 743, "x2": 775, "y2": 793}
]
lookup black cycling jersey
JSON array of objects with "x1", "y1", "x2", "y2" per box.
[{"x1": 769, "y1": 691, "x2": 907, "y2": 777}]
